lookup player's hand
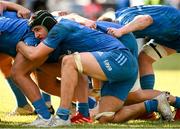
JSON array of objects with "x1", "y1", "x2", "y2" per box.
[
  {"x1": 107, "y1": 27, "x2": 122, "y2": 37},
  {"x1": 85, "y1": 21, "x2": 97, "y2": 30},
  {"x1": 51, "y1": 11, "x2": 69, "y2": 17},
  {"x1": 17, "y1": 7, "x2": 31, "y2": 19},
  {"x1": 58, "y1": 11, "x2": 69, "y2": 16}
]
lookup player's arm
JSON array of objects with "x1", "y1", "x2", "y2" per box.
[
  {"x1": 66, "y1": 13, "x2": 96, "y2": 29},
  {"x1": 52, "y1": 11, "x2": 91, "y2": 23},
  {"x1": 0, "y1": 1, "x2": 31, "y2": 18},
  {"x1": 52, "y1": 11, "x2": 96, "y2": 29},
  {"x1": 17, "y1": 41, "x2": 54, "y2": 61},
  {"x1": 16, "y1": 23, "x2": 67, "y2": 61},
  {"x1": 107, "y1": 15, "x2": 153, "y2": 37}
]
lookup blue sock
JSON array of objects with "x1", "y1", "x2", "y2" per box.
[
  {"x1": 56, "y1": 108, "x2": 70, "y2": 120},
  {"x1": 32, "y1": 98, "x2": 51, "y2": 119},
  {"x1": 88, "y1": 97, "x2": 97, "y2": 109},
  {"x1": 173, "y1": 97, "x2": 180, "y2": 108},
  {"x1": 140, "y1": 74, "x2": 155, "y2": 89},
  {"x1": 78, "y1": 103, "x2": 89, "y2": 117},
  {"x1": 144, "y1": 100, "x2": 158, "y2": 113},
  {"x1": 6, "y1": 77, "x2": 28, "y2": 107},
  {"x1": 42, "y1": 92, "x2": 51, "y2": 103}
]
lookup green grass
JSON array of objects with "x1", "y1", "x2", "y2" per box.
[
  {"x1": 153, "y1": 54, "x2": 180, "y2": 70},
  {"x1": 1, "y1": 54, "x2": 180, "y2": 128}
]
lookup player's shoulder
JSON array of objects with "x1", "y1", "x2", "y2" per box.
[{"x1": 51, "y1": 18, "x2": 78, "y2": 32}]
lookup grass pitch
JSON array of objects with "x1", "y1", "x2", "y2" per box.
[{"x1": 1, "y1": 54, "x2": 180, "y2": 128}]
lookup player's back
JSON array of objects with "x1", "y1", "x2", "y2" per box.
[
  {"x1": 0, "y1": 11, "x2": 30, "y2": 56},
  {"x1": 115, "y1": 5, "x2": 180, "y2": 42},
  {"x1": 96, "y1": 21, "x2": 138, "y2": 59},
  {"x1": 45, "y1": 19, "x2": 128, "y2": 55}
]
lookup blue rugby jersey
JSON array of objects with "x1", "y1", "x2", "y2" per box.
[
  {"x1": 43, "y1": 18, "x2": 128, "y2": 55},
  {"x1": 115, "y1": 5, "x2": 180, "y2": 51},
  {"x1": 96, "y1": 21, "x2": 138, "y2": 58},
  {"x1": 0, "y1": 11, "x2": 39, "y2": 57}
]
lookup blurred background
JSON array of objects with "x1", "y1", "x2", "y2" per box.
[{"x1": 4, "y1": 0, "x2": 180, "y2": 19}]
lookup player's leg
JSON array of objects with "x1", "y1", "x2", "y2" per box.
[
  {"x1": 50, "y1": 53, "x2": 100, "y2": 126},
  {"x1": 34, "y1": 62, "x2": 61, "y2": 96},
  {"x1": 125, "y1": 77, "x2": 177, "y2": 121},
  {"x1": 125, "y1": 89, "x2": 161, "y2": 120},
  {"x1": 0, "y1": 53, "x2": 33, "y2": 115},
  {"x1": 85, "y1": 50, "x2": 138, "y2": 123},
  {"x1": 70, "y1": 74, "x2": 92, "y2": 123},
  {"x1": 97, "y1": 91, "x2": 174, "y2": 123},
  {"x1": 108, "y1": 99, "x2": 158, "y2": 123},
  {"x1": 11, "y1": 52, "x2": 52, "y2": 123},
  {"x1": 139, "y1": 42, "x2": 176, "y2": 89},
  {"x1": 126, "y1": 89, "x2": 160, "y2": 105},
  {"x1": 41, "y1": 92, "x2": 54, "y2": 113},
  {"x1": 34, "y1": 62, "x2": 62, "y2": 115},
  {"x1": 125, "y1": 75, "x2": 159, "y2": 105},
  {"x1": 50, "y1": 50, "x2": 138, "y2": 126},
  {"x1": 125, "y1": 76, "x2": 180, "y2": 121},
  {"x1": 32, "y1": 68, "x2": 56, "y2": 115},
  {"x1": 35, "y1": 62, "x2": 87, "y2": 119},
  {"x1": 89, "y1": 77, "x2": 159, "y2": 120}
]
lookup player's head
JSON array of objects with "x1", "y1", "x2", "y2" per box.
[
  {"x1": 28, "y1": 10, "x2": 57, "y2": 40},
  {"x1": 28, "y1": 10, "x2": 57, "y2": 32}
]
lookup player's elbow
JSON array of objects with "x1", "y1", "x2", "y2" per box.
[
  {"x1": 28, "y1": 53, "x2": 40, "y2": 61},
  {"x1": 21, "y1": 50, "x2": 40, "y2": 61},
  {"x1": 143, "y1": 15, "x2": 153, "y2": 26},
  {"x1": 135, "y1": 15, "x2": 153, "y2": 30}
]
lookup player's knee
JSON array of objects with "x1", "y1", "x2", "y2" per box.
[
  {"x1": 62, "y1": 53, "x2": 83, "y2": 73},
  {"x1": 61, "y1": 55, "x2": 75, "y2": 68},
  {"x1": 11, "y1": 65, "x2": 23, "y2": 82}
]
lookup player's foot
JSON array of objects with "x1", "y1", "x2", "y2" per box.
[
  {"x1": 49, "y1": 115, "x2": 71, "y2": 127},
  {"x1": 8, "y1": 104, "x2": 34, "y2": 115},
  {"x1": 137, "y1": 112, "x2": 160, "y2": 120},
  {"x1": 71, "y1": 112, "x2": 93, "y2": 124},
  {"x1": 174, "y1": 108, "x2": 180, "y2": 120},
  {"x1": 154, "y1": 92, "x2": 174, "y2": 121},
  {"x1": 24, "y1": 115, "x2": 52, "y2": 127}
]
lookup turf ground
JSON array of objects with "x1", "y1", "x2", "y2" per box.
[{"x1": 0, "y1": 54, "x2": 180, "y2": 128}]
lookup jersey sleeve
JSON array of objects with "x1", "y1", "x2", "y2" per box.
[
  {"x1": 0, "y1": 17, "x2": 11, "y2": 32},
  {"x1": 22, "y1": 31, "x2": 40, "y2": 46},
  {"x1": 43, "y1": 23, "x2": 70, "y2": 49}
]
